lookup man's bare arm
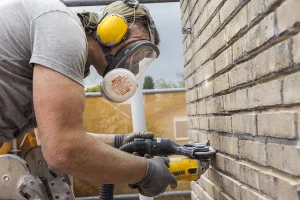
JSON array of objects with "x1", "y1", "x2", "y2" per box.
[
  {"x1": 87, "y1": 133, "x2": 115, "y2": 146},
  {"x1": 38, "y1": 129, "x2": 115, "y2": 147},
  {"x1": 33, "y1": 65, "x2": 146, "y2": 184},
  {"x1": 87, "y1": 132, "x2": 154, "y2": 148}
]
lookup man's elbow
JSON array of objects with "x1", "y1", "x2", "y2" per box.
[{"x1": 42, "y1": 143, "x2": 74, "y2": 173}]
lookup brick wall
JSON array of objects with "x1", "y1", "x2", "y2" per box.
[{"x1": 181, "y1": 0, "x2": 300, "y2": 199}]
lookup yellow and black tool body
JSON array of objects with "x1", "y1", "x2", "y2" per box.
[
  {"x1": 119, "y1": 138, "x2": 216, "y2": 181},
  {"x1": 169, "y1": 158, "x2": 200, "y2": 181},
  {"x1": 100, "y1": 138, "x2": 216, "y2": 200}
]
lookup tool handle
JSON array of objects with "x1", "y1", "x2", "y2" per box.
[
  {"x1": 131, "y1": 138, "x2": 179, "y2": 156},
  {"x1": 169, "y1": 158, "x2": 200, "y2": 181}
]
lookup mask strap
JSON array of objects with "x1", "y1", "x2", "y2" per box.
[
  {"x1": 103, "y1": 61, "x2": 112, "y2": 76},
  {"x1": 100, "y1": 45, "x2": 117, "y2": 76},
  {"x1": 141, "y1": 5, "x2": 155, "y2": 43},
  {"x1": 123, "y1": 0, "x2": 139, "y2": 8},
  {"x1": 129, "y1": 6, "x2": 136, "y2": 30}
]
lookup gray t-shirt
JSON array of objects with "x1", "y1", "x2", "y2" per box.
[{"x1": 0, "y1": 0, "x2": 88, "y2": 145}]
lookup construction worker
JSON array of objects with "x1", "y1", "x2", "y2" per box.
[{"x1": 0, "y1": 0, "x2": 177, "y2": 197}]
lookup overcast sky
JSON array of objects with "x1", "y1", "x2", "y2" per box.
[{"x1": 69, "y1": 2, "x2": 184, "y2": 88}]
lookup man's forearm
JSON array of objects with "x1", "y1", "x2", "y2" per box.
[
  {"x1": 45, "y1": 132, "x2": 146, "y2": 184},
  {"x1": 33, "y1": 65, "x2": 146, "y2": 185},
  {"x1": 87, "y1": 133, "x2": 115, "y2": 147}
]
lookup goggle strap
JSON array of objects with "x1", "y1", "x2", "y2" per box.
[
  {"x1": 101, "y1": 46, "x2": 117, "y2": 77},
  {"x1": 101, "y1": 46, "x2": 113, "y2": 59},
  {"x1": 123, "y1": 0, "x2": 139, "y2": 8},
  {"x1": 141, "y1": 5, "x2": 156, "y2": 44}
]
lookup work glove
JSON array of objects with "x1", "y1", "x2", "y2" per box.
[
  {"x1": 132, "y1": 157, "x2": 178, "y2": 197},
  {"x1": 114, "y1": 131, "x2": 154, "y2": 148}
]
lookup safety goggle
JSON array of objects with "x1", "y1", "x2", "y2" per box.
[{"x1": 105, "y1": 40, "x2": 160, "y2": 79}]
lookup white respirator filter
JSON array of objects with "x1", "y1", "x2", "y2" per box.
[{"x1": 100, "y1": 68, "x2": 138, "y2": 103}]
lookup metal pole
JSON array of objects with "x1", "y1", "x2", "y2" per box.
[
  {"x1": 131, "y1": 80, "x2": 146, "y2": 133},
  {"x1": 130, "y1": 79, "x2": 153, "y2": 200},
  {"x1": 85, "y1": 88, "x2": 185, "y2": 97},
  {"x1": 63, "y1": 0, "x2": 179, "y2": 6},
  {"x1": 75, "y1": 190, "x2": 191, "y2": 200}
]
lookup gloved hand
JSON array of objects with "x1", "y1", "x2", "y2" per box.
[
  {"x1": 114, "y1": 131, "x2": 154, "y2": 148},
  {"x1": 133, "y1": 157, "x2": 178, "y2": 197}
]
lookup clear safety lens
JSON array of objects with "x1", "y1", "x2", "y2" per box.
[{"x1": 122, "y1": 46, "x2": 157, "y2": 80}]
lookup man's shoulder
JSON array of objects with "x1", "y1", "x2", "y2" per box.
[{"x1": 22, "y1": 0, "x2": 80, "y2": 24}]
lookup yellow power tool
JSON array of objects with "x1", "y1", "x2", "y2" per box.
[{"x1": 119, "y1": 138, "x2": 217, "y2": 181}]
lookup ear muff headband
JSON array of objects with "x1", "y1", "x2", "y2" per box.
[{"x1": 96, "y1": 14, "x2": 129, "y2": 47}]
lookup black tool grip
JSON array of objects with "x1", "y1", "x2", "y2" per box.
[{"x1": 120, "y1": 138, "x2": 180, "y2": 156}]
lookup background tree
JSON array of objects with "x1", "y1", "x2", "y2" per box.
[
  {"x1": 85, "y1": 85, "x2": 100, "y2": 92},
  {"x1": 155, "y1": 78, "x2": 177, "y2": 89},
  {"x1": 143, "y1": 76, "x2": 155, "y2": 89},
  {"x1": 176, "y1": 72, "x2": 185, "y2": 88}
]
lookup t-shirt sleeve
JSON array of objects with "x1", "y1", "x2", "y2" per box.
[{"x1": 30, "y1": 11, "x2": 87, "y2": 86}]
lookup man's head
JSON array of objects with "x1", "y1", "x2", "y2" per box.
[
  {"x1": 96, "y1": 1, "x2": 160, "y2": 46},
  {"x1": 78, "y1": 0, "x2": 160, "y2": 103},
  {"x1": 77, "y1": 0, "x2": 160, "y2": 77}
]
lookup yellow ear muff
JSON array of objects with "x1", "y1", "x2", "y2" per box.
[{"x1": 96, "y1": 14, "x2": 129, "y2": 47}]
